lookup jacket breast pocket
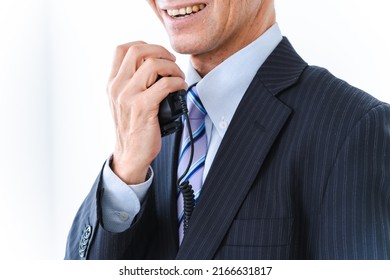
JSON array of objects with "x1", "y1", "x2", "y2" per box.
[{"x1": 214, "y1": 218, "x2": 294, "y2": 259}]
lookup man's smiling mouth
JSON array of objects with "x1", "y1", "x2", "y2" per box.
[{"x1": 166, "y1": 4, "x2": 206, "y2": 18}]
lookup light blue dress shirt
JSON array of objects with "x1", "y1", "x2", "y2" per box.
[{"x1": 101, "y1": 23, "x2": 283, "y2": 233}]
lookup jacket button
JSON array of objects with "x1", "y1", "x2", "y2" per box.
[
  {"x1": 79, "y1": 225, "x2": 92, "y2": 258},
  {"x1": 82, "y1": 225, "x2": 92, "y2": 238}
]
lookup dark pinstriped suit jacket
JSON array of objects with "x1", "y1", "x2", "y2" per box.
[{"x1": 65, "y1": 38, "x2": 390, "y2": 260}]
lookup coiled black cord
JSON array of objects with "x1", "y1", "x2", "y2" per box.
[{"x1": 177, "y1": 95, "x2": 196, "y2": 236}]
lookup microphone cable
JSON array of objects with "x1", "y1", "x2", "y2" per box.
[{"x1": 176, "y1": 95, "x2": 196, "y2": 236}]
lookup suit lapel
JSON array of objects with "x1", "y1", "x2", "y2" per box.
[{"x1": 176, "y1": 38, "x2": 308, "y2": 259}]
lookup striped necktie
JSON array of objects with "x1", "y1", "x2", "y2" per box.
[{"x1": 177, "y1": 85, "x2": 207, "y2": 243}]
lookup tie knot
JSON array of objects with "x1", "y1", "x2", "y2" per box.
[{"x1": 187, "y1": 86, "x2": 207, "y2": 120}]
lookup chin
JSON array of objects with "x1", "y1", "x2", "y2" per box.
[
  {"x1": 169, "y1": 39, "x2": 206, "y2": 55},
  {"x1": 171, "y1": 44, "x2": 194, "y2": 55}
]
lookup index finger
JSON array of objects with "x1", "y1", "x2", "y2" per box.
[
  {"x1": 109, "y1": 41, "x2": 146, "y2": 81},
  {"x1": 110, "y1": 42, "x2": 176, "y2": 82}
]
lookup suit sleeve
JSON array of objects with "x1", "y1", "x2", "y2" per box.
[
  {"x1": 64, "y1": 165, "x2": 157, "y2": 260},
  {"x1": 316, "y1": 103, "x2": 390, "y2": 259},
  {"x1": 100, "y1": 160, "x2": 152, "y2": 233}
]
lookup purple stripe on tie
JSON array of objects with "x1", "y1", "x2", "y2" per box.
[
  {"x1": 177, "y1": 85, "x2": 207, "y2": 244},
  {"x1": 179, "y1": 123, "x2": 206, "y2": 162}
]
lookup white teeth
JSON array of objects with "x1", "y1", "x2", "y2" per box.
[
  {"x1": 167, "y1": 4, "x2": 206, "y2": 18},
  {"x1": 172, "y1": 9, "x2": 179, "y2": 16}
]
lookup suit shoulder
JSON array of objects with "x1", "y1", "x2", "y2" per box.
[
  {"x1": 296, "y1": 65, "x2": 386, "y2": 115},
  {"x1": 276, "y1": 64, "x2": 389, "y2": 142}
]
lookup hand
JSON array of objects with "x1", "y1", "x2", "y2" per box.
[{"x1": 107, "y1": 42, "x2": 187, "y2": 184}]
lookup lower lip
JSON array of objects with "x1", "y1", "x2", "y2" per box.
[{"x1": 162, "y1": 8, "x2": 207, "y2": 28}]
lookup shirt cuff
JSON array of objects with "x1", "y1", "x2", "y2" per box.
[{"x1": 100, "y1": 157, "x2": 154, "y2": 233}]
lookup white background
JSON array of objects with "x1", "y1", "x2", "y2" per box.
[{"x1": 0, "y1": 0, "x2": 389, "y2": 260}]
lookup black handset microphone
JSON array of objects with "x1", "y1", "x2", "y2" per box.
[
  {"x1": 158, "y1": 89, "x2": 187, "y2": 137},
  {"x1": 156, "y1": 78, "x2": 196, "y2": 236}
]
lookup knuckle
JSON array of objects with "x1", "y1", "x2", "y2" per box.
[
  {"x1": 107, "y1": 80, "x2": 119, "y2": 96},
  {"x1": 116, "y1": 93, "x2": 134, "y2": 110},
  {"x1": 115, "y1": 44, "x2": 128, "y2": 56},
  {"x1": 143, "y1": 57, "x2": 158, "y2": 68},
  {"x1": 158, "y1": 77, "x2": 170, "y2": 90},
  {"x1": 116, "y1": 93, "x2": 126, "y2": 105},
  {"x1": 127, "y1": 44, "x2": 143, "y2": 57},
  {"x1": 115, "y1": 41, "x2": 144, "y2": 52}
]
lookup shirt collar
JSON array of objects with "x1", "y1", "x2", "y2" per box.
[{"x1": 185, "y1": 23, "x2": 283, "y2": 138}]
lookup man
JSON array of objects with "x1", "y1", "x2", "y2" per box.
[{"x1": 65, "y1": 0, "x2": 390, "y2": 259}]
